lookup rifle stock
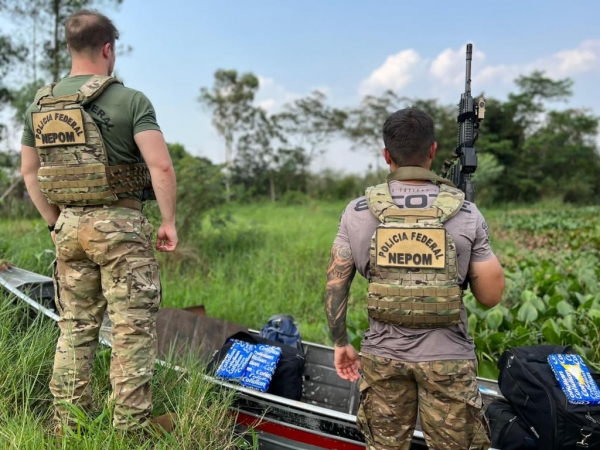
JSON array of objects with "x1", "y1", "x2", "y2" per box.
[{"x1": 445, "y1": 43, "x2": 485, "y2": 202}]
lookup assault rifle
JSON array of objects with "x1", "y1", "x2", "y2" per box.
[{"x1": 443, "y1": 43, "x2": 485, "y2": 202}]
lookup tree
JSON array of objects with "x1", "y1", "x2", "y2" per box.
[
  {"x1": 481, "y1": 72, "x2": 592, "y2": 203},
  {"x1": 233, "y1": 110, "x2": 278, "y2": 201},
  {"x1": 344, "y1": 90, "x2": 404, "y2": 165},
  {"x1": 522, "y1": 108, "x2": 599, "y2": 203},
  {"x1": 508, "y1": 70, "x2": 573, "y2": 133},
  {"x1": 233, "y1": 109, "x2": 309, "y2": 201},
  {"x1": 142, "y1": 143, "x2": 226, "y2": 239},
  {"x1": 0, "y1": 34, "x2": 27, "y2": 103},
  {"x1": 3, "y1": 0, "x2": 127, "y2": 129},
  {"x1": 232, "y1": 91, "x2": 346, "y2": 200},
  {"x1": 0, "y1": 32, "x2": 27, "y2": 139},
  {"x1": 0, "y1": 18, "x2": 28, "y2": 205},
  {"x1": 275, "y1": 90, "x2": 346, "y2": 166},
  {"x1": 3, "y1": 0, "x2": 124, "y2": 83},
  {"x1": 199, "y1": 70, "x2": 260, "y2": 200}
]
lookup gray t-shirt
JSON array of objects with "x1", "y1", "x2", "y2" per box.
[{"x1": 334, "y1": 180, "x2": 494, "y2": 362}]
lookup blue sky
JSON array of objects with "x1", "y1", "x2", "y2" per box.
[{"x1": 4, "y1": 0, "x2": 600, "y2": 173}]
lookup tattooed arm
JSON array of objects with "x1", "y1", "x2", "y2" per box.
[
  {"x1": 324, "y1": 244, "x2": 357, "y2": 347},
  {"x1": 325, "y1": 244, "x2": 361, "y2": 381}
]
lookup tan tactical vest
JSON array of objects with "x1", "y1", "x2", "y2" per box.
[
  {"x1": 366, "y1": 167, "x2": 465, "y2": 328},
  {"x1": 32, "y1": 75, "x2": 152, "y2": 205}
]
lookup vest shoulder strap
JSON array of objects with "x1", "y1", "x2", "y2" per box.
[
  {"x1": 433, "y1": 184, "x2": 464, "y2": 222},
  {"x1": 365, "y1": 183, "x2": 401, "y2": 221},
  {"x1": 79, "y1": 76, "x2": 122, "y2": 105},
  {"x1": 34, "y1": 83, "x2": 57, "y2": 106}
]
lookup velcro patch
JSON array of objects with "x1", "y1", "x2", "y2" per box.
[
  {"x1": 32, "y1": 109, "x2": 86, "y2": 148},
  {"x1": 376, "y1": 227, "x2": 446, "y2": 269}
]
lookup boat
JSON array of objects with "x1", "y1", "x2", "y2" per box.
[{"x1": 0, "y1": 265, "x2": 503, "y2": 450}]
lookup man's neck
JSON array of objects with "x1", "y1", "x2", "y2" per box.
[
  {"x1": 69, "y1": 60, "x2": 109, "y2": 77},
  {"x1": 388, "y1": 165, "x2": 432, "y2": 184}
]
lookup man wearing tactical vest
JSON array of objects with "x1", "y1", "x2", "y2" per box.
[
  {"x1": 20, "y1": 10, "x2": 178, "y2": 434},
  {"x1": 324, "y1": 108, "x2": 505, "y2": 450}
]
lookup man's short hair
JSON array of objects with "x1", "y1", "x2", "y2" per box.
[
  {"x1": 65, "y1": 10, "x2": 119, "y2": 54},
  {"x1": 382, "y1": 108, "x2": 435, "y2": 167}
]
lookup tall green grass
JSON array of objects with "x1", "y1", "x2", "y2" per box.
[
  {"x1": 3, "y1": 200, "x2": 598, "y2": 348},
  {"x1": 1, "y1": 200, "x2": 599, "y2": 443},
  {"x1": 0, "y1": 298, "x2": 252, "y2": 449},
  {"x1": 156, "y1": 200, "x2": 369, "y2": 344}
]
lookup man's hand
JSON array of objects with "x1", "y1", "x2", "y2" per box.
[
  {"x1": 156, "y1": 223, "x2": 178, "y2": 252},
  {"x1": 334, "y1": 344, "x2": 361, "y2": 382}
]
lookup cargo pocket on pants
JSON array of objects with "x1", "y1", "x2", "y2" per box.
[
  {"x1": 356, "y1": 377, "x2": 375, "y2": 445},
  {"x1": 126, "y1": 257, "x2": 160, "y2": 313},
  {"x1": 467, "y1": 398, "x2": 492, "y2": 450},
  {"x1": 52, "y1": 258, "x2": 65, "y2": 315}
]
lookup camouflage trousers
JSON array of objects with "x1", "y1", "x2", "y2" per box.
[
  {"x1": 357, "y1": 353, "x2": 491, "y2": 450},
  {"x1": 50, "y1": 204, "x2": 161, "y2": 430}
]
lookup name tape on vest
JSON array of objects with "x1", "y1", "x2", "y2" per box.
[
  {"x1": 376, "y1": 227, "x2": 446, "y2": 269},
  {"x1": 32, "y1": 109, "x2": 86, "y2": 148}
]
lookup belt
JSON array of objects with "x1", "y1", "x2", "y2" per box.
[{"x1": 61, "y1": 197, "x2": 143, "y2": 212}]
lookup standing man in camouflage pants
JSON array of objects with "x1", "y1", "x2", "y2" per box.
[
  {"x1": 20, "y1": 10, "x2": 178, "y2": 433},
  {"x1": 324, "y1": 108, "x2": 505, "y2": 449}
]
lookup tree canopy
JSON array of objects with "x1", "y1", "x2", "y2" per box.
[
  {"x1": 199, "y1": 69, "x2": 599, "y2": 205},
  {"x1": 0, "y1": 1, "x2": 597, "y2": 210}
]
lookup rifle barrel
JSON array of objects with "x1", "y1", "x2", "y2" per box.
[{"x1": 465, "y1": 43, "x2": 472, "y2": 96}]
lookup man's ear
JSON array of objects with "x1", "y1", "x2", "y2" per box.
[
  {"x1": 102, "y1": 43, "x2": 111, "y2": 59},
  {"x1": 383, "y1": 147, "x2": 392, "y2": 165},
  {"x1": 429, "y1": 142, "x2": 438, "y2": 160}
]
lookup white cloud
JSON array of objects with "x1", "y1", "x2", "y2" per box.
[
  {"x1": 255, "y1": 75, "x2": 332, "y2": 113},
  {"x1": 359, "y1": 40, "x2": 600, "y2": 99},
  {"x1": 358, "y1": 49, "x2": 422, "y2": 96},
  {"x1": 475, "y1": 40, "x2": 600, "y2": 86},
  {"x1": 430, "y1": 45, "x2": 486, "y2": 86},
  {"x1": 258, "y1": 76, "x2": 275, "y2": 88},
  {"x1": 258, "y1": 98, "x2": 277, "y2": 112},
  {"x1": 254, "y1": 75, "x2": 298, "y2": 113},
  {"x1": 544, "y1": 40, "x2": 600, "y2": 77}
]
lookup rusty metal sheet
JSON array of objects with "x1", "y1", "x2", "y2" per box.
[{"x1": 156, "y1": 307, "x2": 248, "y2": 363}]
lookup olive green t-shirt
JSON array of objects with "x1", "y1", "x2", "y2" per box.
[{"x1": 21, "y1": 75, "x2": 161, "y2": 199}]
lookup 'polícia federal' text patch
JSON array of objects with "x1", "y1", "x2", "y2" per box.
[
  {"x1": 32, "y1": 109, "x2": 86, "y2": 148},
  {"x1": 376, "y1": 227, "x2": 446, "y2": 269}
]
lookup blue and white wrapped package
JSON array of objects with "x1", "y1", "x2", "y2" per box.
[
  {"x1": 548, "y1": 354, "x2": 600, "y2": 405},
  {"x1": 240, "y1": 344, "x2": 282, "y2": 392},
  {"x1": 216, "y1": 340, "x2": 255, "y2": 381}
]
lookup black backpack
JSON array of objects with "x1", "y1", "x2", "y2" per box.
[
  {"x1": 259, "y1": 314, "x2": 303, "y2": 351},
  {"x1": 486, "y1": 398, "x2": 538, "y2": 449},
  {"x1": 498, "y1": 345, "x2": 600, "y2": 450},
  {"x1": 209, "y1": 331, "x2": 305, "y2": 400}
]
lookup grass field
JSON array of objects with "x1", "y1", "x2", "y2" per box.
[{"x1": 1, "y1": 199, "x2": 599, "y2": 448}]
